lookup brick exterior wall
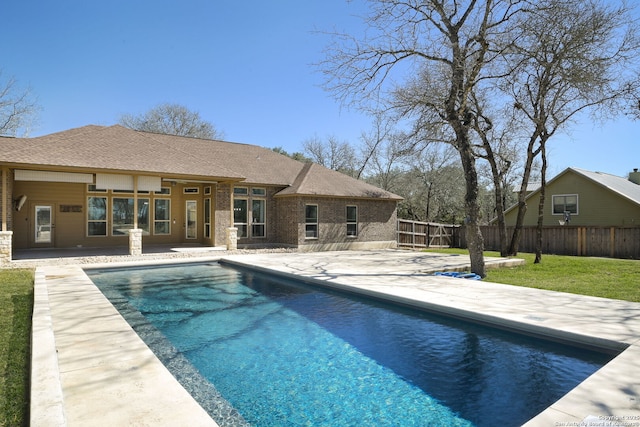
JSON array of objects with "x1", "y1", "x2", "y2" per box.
[
  {"x1": 272, "y1": 196, "x2": 398, "y2": 250},
  {"x1": 214, "y1": 183, "x2": 232, "y2": 247},
  {"x1": 274, "y1": 196, "x2": 302, "y2": 246}
]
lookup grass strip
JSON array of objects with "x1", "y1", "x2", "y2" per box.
[
  {"x1": 426, "y1": 249, "x2": 640, "y2": 302},
  {"x1": 0, "y1": 269, "x2": 35, "y2": 427}
]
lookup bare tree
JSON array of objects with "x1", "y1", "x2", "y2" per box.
[
  {"x1": 356, "y1": 110, "x2": 399, "y2": 179},
  {"x1": 321, "y1": 0, "x2": 527, "y2": 277},
  {"x1": 468, "y1": 88, "x2": 526, "y2": 255},
  {"x1": 361, "y1": 130, "x2": 411, "y2": 191},
  {"x1": 0, "y1": 71, "x2": 39, "y2": 137},
  {"x1": 271, "y1": 146, "x2": 312, "y2": 163},
  {"x1": 408, "y1": 146, "x2": 465, "y2": 223},
  {"x1": 302, "y1": 135, "x2": 358, "y2": 176},
  {"x1": 503, "y1": 0, "x2": 640, "y2": 261},
  {"x1": 119, "y1": 103, "x2": 224, "y2": 139}
]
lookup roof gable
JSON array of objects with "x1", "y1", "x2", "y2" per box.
[{"x1": 276, "y1": 163, "x2": 403, "y2": 200}]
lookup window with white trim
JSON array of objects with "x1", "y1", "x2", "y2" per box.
[
  {"x1": 233, "y1": 187, "x2": 266, "y2": 238},
  {"x1": 87, "y1": 197, "x2": 107, "y2": 236},
  {"x1": 204, "y1": 198, "x2": 211, "y2": 238},
  {"x1": 305, "y1": 205, "x2": 318, "y2": 239},
  {"x1": 154, "y1": 199, "x2": 171, "y2": 235},
  {"x1": 112, "y1": 197, "x2": 150, "y2": 235},
  {"x1": 234, "y1": 198, "x2": 248, "y2": 238},
  {"x1": 346, "y1": 205, "x2": 358, "y2": 237},
  {"x1": 552, "y1": 194, "x2": 578, "y2": 215},
  {"x1": 251, "y1": 199, "x2": 266, "y2": 238}
]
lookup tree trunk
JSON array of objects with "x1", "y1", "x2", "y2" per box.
[
  {"x1": 481, "y1": 140, "x2": 509, "y2": 256},
  {"x1": 508, "y1": 135, "x2": 540, "y2": 255},
  {"x1": 534, "y1": 144, "x2": 548, "y2": 263},
  {"x1": 458, "y1": 143, "x2": 486, "y2": 277}
]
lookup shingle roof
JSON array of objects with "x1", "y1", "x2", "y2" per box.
[
  {"x1": 0, "y1": 125, "x2": 403, "y2": 200},
  {"x1": 0, "y1": 125, "x2": 243, "y2": 179},
  {"x1": 275, "y1": 162, "x2": 403, "y2": 200},
  {"x1": 569, "y1": 167, "x2": 640, "y2": 206},
  {"x1": 140, "y1": 131, "x2": 305, "y2": 186}
]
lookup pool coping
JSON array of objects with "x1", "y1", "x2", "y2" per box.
[
  {"x1": 29, "y1": 250, "x2": 640, "y2": 426},
  {"x1": 30, "y1": 256, "x2": 223, "y2": 427}
]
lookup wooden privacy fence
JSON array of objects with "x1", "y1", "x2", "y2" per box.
[
  {"x1": 459, "y1": 226, "x2": 640, "y2": 259},
  {"x1": 397, "y1": 220, "x2": 461, "y2": 249}
]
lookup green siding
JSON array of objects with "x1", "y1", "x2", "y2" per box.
[{"x1": 504, "y1": 171, "x2": 640, "y2": 226}]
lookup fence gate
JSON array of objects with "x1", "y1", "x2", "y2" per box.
[{"x1": 397, "y1": 220, "x2": 458, "y2": 249}]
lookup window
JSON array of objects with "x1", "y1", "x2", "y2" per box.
[
  {"x1": 87, "y1": 197, "x2": 107, "y2": 236},
  {"x1": 155, "y1": 187, "x2": 171, "y2": 195},
  {"x1": 138, "y1": 199, "x2": 150, "y2": 234},
  {"x1": 154, "y1": 199, "x2": 171, "y2": 235},
  {"x1": 252, "y1": 199, "x2": 266, "y2": 238},
  {"x1": 185, "y1": 200, "x2": 197, "y2": 239},
  {"x1": 234, "y1": 187, "x2": 266, "y2": 239},
  {"x1": 234, "y1": 199, "x2": 248, "y2": 238},
  {"x1": 112, "y1": 198, "x2": 150, "y2": 235},
  {"x1": 552, "y1": 194, "x2": 578, "y2": 215},
  {"x1": 204, "y1": 198, "x2": 211, "y2": 238},
  {"x1": 346, "y1": 206, "x2": 358, "y2": 237},
  {"x1": 305, "y1": 205, "x2": 318, "y2": 239}
]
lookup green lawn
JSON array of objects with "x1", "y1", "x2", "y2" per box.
[
  {"x1": 0, "y1": 269, "x2": 34, "y2": 427},
  {"x1": 427, "y1": 249, "x2": 640, "y2": 302}
]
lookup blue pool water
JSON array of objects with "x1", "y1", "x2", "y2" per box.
[{"x1": 88, "y1": 262, "x2": 614, "y2": 427}]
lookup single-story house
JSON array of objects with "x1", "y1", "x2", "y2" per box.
[
  {"x1": 0, "y1": 125, "x2": 402, "y2": 261},
  {"x1": 503, "y1": 167, "x2": 640, "y2": 226}
]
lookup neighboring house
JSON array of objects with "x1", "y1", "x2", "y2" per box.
[
  {"x1": 0, "y1": 125, "x2": 402, "y2": 258},
  {"x1": 503, "y1": 167, "x2": 640, "y2": 227}
]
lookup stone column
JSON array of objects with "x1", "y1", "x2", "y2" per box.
[
  {"x1": 226, "y1": 227, "x2": 238, "y2": 251},
  {"x1": 0, "y1": 231, "x2": 12, "y2": 264},
  {"x1": 129, "y1": 228, "x2": 143, "y2": 256}
]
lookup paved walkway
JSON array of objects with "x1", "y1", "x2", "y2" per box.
[{"x1": 28, "y1": 249, "x2": 640, "y2": 426}]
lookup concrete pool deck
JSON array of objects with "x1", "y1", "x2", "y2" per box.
[{"x1": 27, "y1": 249, "x2": 640, "y2": 426}]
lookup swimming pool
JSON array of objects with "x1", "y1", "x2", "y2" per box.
[{"x1": 87, "y1": 262, "x2": 613, "y2": 427}]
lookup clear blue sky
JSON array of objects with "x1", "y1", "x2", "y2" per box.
[{"x1": 3, "y1": 0, "x2": 638, "y2": 178}]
